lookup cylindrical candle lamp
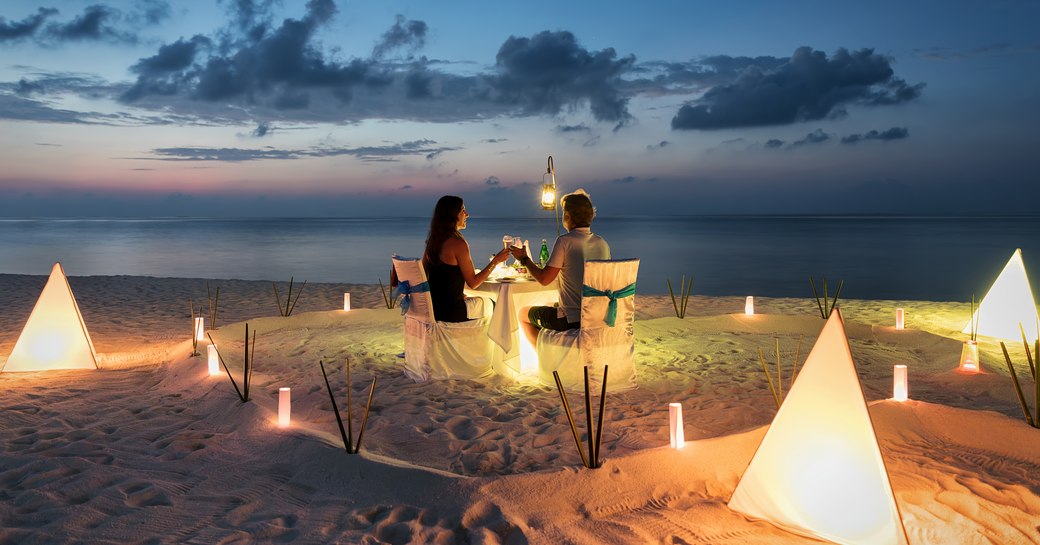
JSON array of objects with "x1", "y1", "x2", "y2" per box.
[
  {"x1": 343, "y1": 293, "x2": 351, "y2": 311},
  {"x1": 278, "y1": 387, "x2": 291, "y2": 427},
  {"x1": 669, "y1": 402, "x2": 684, "y2": 449},
  {"x1": 194, "y1": 317, "x2": 205, "y2": 342},
  {"x1": 959, "y1": 340, "x2": 980, "y2": 373},
  {"x1": 895, "y1": 308, "x2": 905, "y2": 330},
  {"x1": 893, "y1": 365, "x2": 908, "y2": 401},
  {"x1": 745, "y1": 296, "x2": 754, "y2": 316},
  {"x1": 207, "y1": 344, "x2": 220, "y2": 376}
]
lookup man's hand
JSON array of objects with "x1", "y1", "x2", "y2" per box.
[{"x1": 509, "y1": 246, "x2": 527, "y2": 262}]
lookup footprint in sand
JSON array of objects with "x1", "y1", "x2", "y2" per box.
[{"x1": 119, "y1": 481, "x2": 172, "y2": 508}]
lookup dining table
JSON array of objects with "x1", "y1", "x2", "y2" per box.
[{"x1": 467, "y1": 274, "x2": 559, "y2": 379}]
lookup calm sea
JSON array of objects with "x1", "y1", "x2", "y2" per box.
[{"x1": 0, "y1": 216, "x2": 1038, "y2": 301}]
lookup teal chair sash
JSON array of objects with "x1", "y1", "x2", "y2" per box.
[{"x1": 581, "y1": 282, "x2": 636, "y2": 327}]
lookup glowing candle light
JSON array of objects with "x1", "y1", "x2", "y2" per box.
[
  {"x1": 343, "y1": 293, "x2": 351, "y2": 311},
  {"x1": 194, "y1": 317, "x2": 205, "y2": 342},
  {"x1": 895, "y1": 308, "x2": 904, "y2": 330},
  {"x1": 893, "y1": 365, "x2": 908, "y2": 401},
  {"x1": 669, "y1": 402, "x2": 685, "y2": 449},
  {"x1": 745, "y1": 296, "x2": 754, "y2": 316},
  {"x1": 959, "y1": 340, "x2": 980, "y2": 373},
  {"x1": 278, "y1": 387, "x2": 291, "y2": 427},
  {"x1": 207, "y1": 344, "x2": 220, "y2": 376}
]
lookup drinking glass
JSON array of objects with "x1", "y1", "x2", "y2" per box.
[{"x1": 502, "y1": 235, "x2": 512, "y2": 250}]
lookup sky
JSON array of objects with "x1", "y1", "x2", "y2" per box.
[{"x1": 0, "y1": 0, "x2": 1038, "y2": 217}]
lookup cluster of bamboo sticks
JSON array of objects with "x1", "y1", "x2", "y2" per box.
[
  {"x1": 272, "y1": 276, "x2": 306, "y2": 317},
  {"x1": 319, "y1": 357, "x2": 376, "y2": 453},
  {"x1": 809, "y1": 276, "x2": 842, "y2": 319},
  {"x1": 758, "y1": 336, "x2": 804, "y2": 409},
  {"x1": 207, "y1": 323, "x2": 255, "y2": 402},
  {"x1": 554, "y1": 366, "x2": 608, "y2": 469},
  {"x1": 999, "y1": 321, "x2": 1040, "y2": 428},
  {"x1": 666, "y1": 275, "x2": 693, "y2": 319}
]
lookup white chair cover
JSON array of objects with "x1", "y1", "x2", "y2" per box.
[
  {"x1": 536, "y1": 259, "x2": 639, "y2": 391},
  {"x1": 392, "y1": 256, "x2": 494, "y2": 382}
]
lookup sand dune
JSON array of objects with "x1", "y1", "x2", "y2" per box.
[{"x1": 1, "y1": 274, "x2": 1038, "y2": 544}]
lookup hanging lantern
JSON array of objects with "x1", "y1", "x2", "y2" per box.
[
  {"x1": 893, "y1": 365, "x2": 908, "y2": 401},
  {"x1": 540, "y1": 182, "x2": 556, "y2": 210}
]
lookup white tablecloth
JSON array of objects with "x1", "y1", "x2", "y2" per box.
[{"x1": 467, "y1": 279, "x2": 558, "y2": 377}]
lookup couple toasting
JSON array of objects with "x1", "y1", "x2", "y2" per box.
[{"x1": 423, "y1": 189, "x2": 610, "y2": 344}]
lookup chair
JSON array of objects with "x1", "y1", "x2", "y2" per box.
[
  {"x1": 391, "y1": 256, "x2": 494, "y2": 382},
  {"x1": 536, "y1": 259, "x2": 640, "y2": 391}
]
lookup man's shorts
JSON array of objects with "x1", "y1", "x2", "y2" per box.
[{"x1": 528, "y1": 305, "x2": 580, "y2": 331}]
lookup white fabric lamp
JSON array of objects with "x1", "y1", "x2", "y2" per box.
[
  {"x1": 194, "y1": 317, "x2": 205, "y2": 342},
  {"x1": 278, "y1": 387, "x2": 291, "y2": 427},
  {"x1": 745, "y1": 296, "x2": 754, "y2": 316},
  {"x1": 669, "y1": 403, "x2": 685, "y2": 449},
  {"x1": 343, "y1": 293, "x2": 351, "y2": 311},
  {"x1": 895, "y1": 308, "x2": 904, "y2": 330},
  {"x1": 893, "y1": 365, "x2": 908, "y2": 402},
  {"x1": 207, "y1": 344, "x2": 220, "y2": 376}
]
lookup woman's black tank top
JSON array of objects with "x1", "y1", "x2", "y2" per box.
[{"x1": 426, "y1": 260, "x2": 468, "y2": 322}]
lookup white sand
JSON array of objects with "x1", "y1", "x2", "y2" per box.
[{"x1": 1, "y1": 274, "x2": 1039, "y2": 544}]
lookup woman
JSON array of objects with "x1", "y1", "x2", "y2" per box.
[{"x1": 424, "y1": 195, "x2": 511, "y2": 322}]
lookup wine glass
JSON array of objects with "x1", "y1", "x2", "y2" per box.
[{"x1": 502, "y1": 235, "x2": 512, "y2": 250}]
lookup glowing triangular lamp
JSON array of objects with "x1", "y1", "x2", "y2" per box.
[
  {"x1": 963, "y1": 249, "x2": 1039, "y2": 342},
  {"x1": 729, "y1": 310, "x2": 908, "y2": 545},
  {"x1": 2, "y1": 263, "x2": 98, "y2": 372}
]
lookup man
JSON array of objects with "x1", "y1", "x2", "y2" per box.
[{"x1": 510, "y1": 189, "x2": 610, "y2": 345}]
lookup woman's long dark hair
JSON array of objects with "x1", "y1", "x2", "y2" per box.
[{"x1": 424, "y1": 195, "x2": 464, "y2": 265}]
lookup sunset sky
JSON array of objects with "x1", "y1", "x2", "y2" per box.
[{"x1": 0, "y1": 0, "x2": 1037, "y2": 217}]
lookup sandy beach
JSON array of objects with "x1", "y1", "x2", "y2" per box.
[{"x1": 1, "y1": 273, "x2": 1038, "y2": 544}]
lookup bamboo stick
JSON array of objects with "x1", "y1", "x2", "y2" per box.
[
  {"x1": 809, "y1": 277, "x2": 825, "y2": 318},
  {"x1": 666, "y1": 277, "x2": 680, "y2": 318},
  {"x1": 553, "y1": 371, "x2": 589, "y2": 468},
  {"x1": 319, "y1": 360, "x2": 351, "y2": 452},
  {"x1": 830, "y1": 280, "x2": 844, "y2": 316},
  {"x1": 285, "y1": 277, "x2": 294, "y2": 316},
  {"x1": 584, "y1": 367, "x2": 595, "y2": 467},
  {"x1": 775, "y1": 338, "x2": 782, "y2": 400},
  {"x1": 288, "y1": 280, "x2": 307, "y2": 316},
  {"x1": 1020, "y1": 323, "x2": 1036, "y2": 381},
  {"x1": 758, "y1": 348, "x2": 781, "y2": 408},
  {"x1": 272, "y1": 282, "x2": 283, "y2": 316},
  {"x1": 681, "y1": 276, "x2": 693, "y2": 319},
  {"x1": 594, "y1": 365, "x2": 609, "y2": 468},
  {"x1": 791, "y1": 335, "x2": 803, "y2": 385},
  {"x1": 1000, "y1": 342, "x2": 1035, "y2": 427},
  {"x1": 207, "y1": 332, "x2": 245, "y2": 402},
  {"x1": 355, "y1": 377, "x2": 377, "y2": 453},
  {"x1": 346, "y1": 356, "x2": 354, "y2": 452}
]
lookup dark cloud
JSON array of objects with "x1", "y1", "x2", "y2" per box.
[
  {"x1": 15, "y1": 78, "x2": 45, "y2": 95},
  {"x1": 671, "y1": 47, "x2": 924, "y2": 130},
  {"x1": 789, "y1": 129, "x2": 831, "y2": 148},
  {"x1": 142, "y1": 139, "x2": 456, "y2": 162},
  {"x1": 841, "y1": 126, "x2": 909, "y2": 144},
  {"x1": 404, "y1": 62, "x2": 433, "y2": 99},
  {"x1": 486, "y1": 31, "x2": 635, "y2": 124},
  {"x1": 646, "y1": 140, "x2": 669, "y2": 151},
  {"x1": 372, "y1": 15, "x2": 427, "y2": 59},
  {"x1": 251, "y1": 121, "x2": 272, "y2": 137},
  {"x1": 135, "y1": 0, "x2": 171, "y2": 25},
  {"x1": 121, "y1": 35, "x2": 211, "y2": 101},
  {"x1": 555, "y1": 124, "x2": 590, "y2": 133},
  {"x1": 482, "y1": 138, "x2": 507, "y2": 143},
  {"x1": 484, "y1": 176, "x2": 501, "y2": 186},
  {"x1": 764, "y1": 139, "x2": 784, "y2": 149},
  {"x1": 913, "y1": 43, "x2": 1040, "y2": 61},
  {"x1": 583, "y1": 135, "x2": 600, "y2": 147},
  {"x1": 44, "y1": 4, "x2": 137, "y2": 43},
  {"x1": 0, "y1": 7, "x2": 57, "y2": 42}
]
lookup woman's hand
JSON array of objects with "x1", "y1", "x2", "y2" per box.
[
  {"x1": 493, "y1": 247, "x2": 511, "y2": 264},
  {"x1": 508, "y1": 245, "x2": 526, "y2": 262}
]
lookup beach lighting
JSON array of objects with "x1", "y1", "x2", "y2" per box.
[
  {"x1": 343, "y1": 293, "x2": 351, "y2": 311},
  {"x1": 893, "y1": 365, "x2": 908, "y2": 401},
  {"x1": 278, "y1": 387, "x2": 291, "y2": 427},
  {"x1": 541, "y1": 156, "x2": 561, "y2": 236},
  {"x1": 2, "y1": 262, "x2": 98, "y2": 372},
  {"x1": 895, "y1": 308, "x2": 904, "y2": 330},
  {"x1": 669, "y1": 403, "x2": 685, "y2": 449},
  {"x1": 207, "y1": 344, "x2": 220, "y2": 376},
  {"x1": 964, "y1": 249, "x2": 1039, "y2": 342},
  {"x1": 745, "y1": 296, "x2": 754, "y2": 315},
  {"x1": 730, "y1": 310, "x2": 909, "y2": 545},
  {"x1": 959, "y1": 340, "x2": 980, "y2": 373},
  {"x1": 194, "y1": 317, "x2": 205, "y2": 342}
]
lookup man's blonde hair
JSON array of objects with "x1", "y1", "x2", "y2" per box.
[{"x1": 561, "y1": 188, "x2": 595, "y2": 227}]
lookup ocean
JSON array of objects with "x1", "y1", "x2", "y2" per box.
[{"x1": 1, "y1": 216, "x2": 1037, "y2": 301}]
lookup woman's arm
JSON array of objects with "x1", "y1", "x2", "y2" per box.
[{"x1": 454, "y1": 237, "x2": 510, "y2": 289}]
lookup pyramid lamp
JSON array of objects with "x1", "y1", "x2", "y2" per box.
[
  {"x1": 964, "y1": 249, "x2": 1039, "y2": 342},
  {"x1": 729, "y1": 310, "x2": 909, "y2": 545},
  {"x1": 2, "y1": 263, "x2": 98, "y2": 372}
]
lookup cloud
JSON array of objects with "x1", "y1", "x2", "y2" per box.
[
  {"x1": 251, "y1": 121, "x2": 272, "y2": 137},
  {"x1": 764, "y1": 138, "x2": 784, "y2": 149},
  {"x1": 372, "y1": 14, "x2": 427, "y2": 59},
  {"x1": 671, "y1": 47, "x2": 924, "y2": 130},
  {"x1": 789, "y1": 128, "x2": 831, "y2": 148},
  {"x1": 134, "y1": 0, "x2": 171, "y2": 25},
  {"x1": 913, "y1": 43, "x2": 1040, "y2": 61},
  {"x1": 484, "y1": 176, "x2": 501, "y2": 186},
  {"x1": 141, "y1": 139, "x2": 456, "y2": 162},
  {"x1": 44, "y1": 4, "x2": 138, "y2": 43},
  {"x1": 0, "y1": 7, "x2": 57, "y2": 42},
  {"x1": 841, "y1": 126, "x2": 909, "y2": 144},
  {"x1": 485, "y1": 30, "x2": 635, "y2": 124},
  {"x1": 646, "y1": 140, "x2": 669, "y2": 151},
  {"x1": 482, "y1": 138, "x2": 507, "y2": 143},
  {"x1": 555, "y1": 123, "x2": 590, "y2": 134}
]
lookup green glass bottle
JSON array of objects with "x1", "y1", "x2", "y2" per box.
[{"x1": 539, "y1": 239, "x2": 549, "y2": 268}]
